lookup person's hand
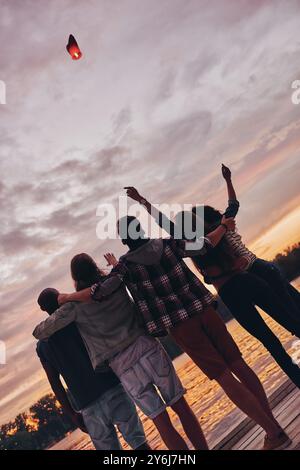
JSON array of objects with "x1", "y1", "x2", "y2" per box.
[
  {"x1": 221, "y1": 164, "x2": 232, "y2": 181},
  {"x1": 104, "y1": 253, "x2": 118, "y2": 267},
  {"x1": 58, "y1": 294, "x2": 70, "y2": 306},
  {"x1": 124, "y1": 186, "x2": 143, "y2": 203},
  {"x1": 221, "y1": 216, "x2": 236, "y2": 232},
  {"x1": 70, "y1": 412, "x2": 88, "y2": 433}
]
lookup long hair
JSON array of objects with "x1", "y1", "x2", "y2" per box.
[
  {"x1": 190, "y1": 205, "x2": 236, "y2": 271},
  {"x1": 70, "y1": 253, "x2": 106, "y2": 291}
]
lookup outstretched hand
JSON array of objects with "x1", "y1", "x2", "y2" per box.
[
  {"x1": 221, "y1": 164, "x2": 231, "y2": 181},
  {"x1": 124, "y1": 186, "x2": 143, "y2": 202},
  {"x1": 104, "y1": 253, "x2": 118, "y2": 267}
]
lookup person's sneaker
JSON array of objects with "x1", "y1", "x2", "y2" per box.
[{"x1": 262, "y1": 431, "x2": 292, "y2": 450}]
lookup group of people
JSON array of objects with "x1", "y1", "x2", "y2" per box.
[{"x1": 32, "y1": 165, "x2": 300, "y2": 451}]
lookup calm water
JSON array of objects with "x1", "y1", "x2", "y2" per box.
[{"x1": 51, "y1": 278, "x2": 300, "y2": 450}]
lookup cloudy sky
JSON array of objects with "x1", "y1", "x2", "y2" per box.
[{"x1": 1, "y1": 0, "x2": 300, "y2": 425}]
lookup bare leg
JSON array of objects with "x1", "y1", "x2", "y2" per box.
[
  {"x1": 230, "y1": 359, "x2": 277, "y2": 424},
  {"x1": 171, "y1": 397, "x2": 209, "y2": 450},
  {"x1": 152, "y1": 410, "x2": 189, "y2": 450},
  {"x1": 217, "y1": 369, "x2": 282, "y2": 438}
]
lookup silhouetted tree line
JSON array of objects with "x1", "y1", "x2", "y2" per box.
[
  {"x1": 273, "y1": 242, "x2": 300, "y2": 281},
  {"x1": 0, "y1": 394, "x2": 75, "y2": 450}
]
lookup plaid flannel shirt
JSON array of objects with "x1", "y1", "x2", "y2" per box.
[{"x1": 94, "y1": 238, "x2": 215, "y2": 337}]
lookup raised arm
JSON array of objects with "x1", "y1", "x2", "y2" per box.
[
  {"x1": 124, "y1": 186, "x2": 235, "y2": 252},
  {"x1": 32, "y1": 303, "x2": 77, "y2": 340},
  {"x1": 124, "y1": 187, "x2": 176, "y2": 237},
  {"x1": 222, "y1": 164, "x2": 237, "y2": 201},
  {"x1": 222, "y1": 164, "x2": 240, "y2": 218}
]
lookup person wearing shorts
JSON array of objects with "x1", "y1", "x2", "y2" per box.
[
  {"x1": 109, "y1": 335, "x2": 185, "y2": 419},
  {"x1": 33, "y1": 255, "x2": 208, "y2": 451},
  {"x1": 170, "y1": 306, "x2": 242, "y2": 380}
]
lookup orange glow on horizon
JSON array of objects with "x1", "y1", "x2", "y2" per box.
[{"x1": 249, "y1": 205, "x2": 300, "y2": 259}]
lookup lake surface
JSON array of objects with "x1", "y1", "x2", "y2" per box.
[{"x1": 50, "y1": 278, "x2": 300, "y2": 450}]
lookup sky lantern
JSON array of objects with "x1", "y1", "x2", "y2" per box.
[{"x1": 66, "y1": 34, "x2": 82, "y2": 60}]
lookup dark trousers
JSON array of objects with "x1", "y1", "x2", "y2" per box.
[
  {"x1": 219, "y1": 272, "x2": 300, "y2": 388},
  {"x1": 249, "y1": 258, "x2": 300, "y2": 321}
]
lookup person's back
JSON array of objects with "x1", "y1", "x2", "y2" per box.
[
  {"x1": 116, "y1": 237, "x2": 215, "y2": 336},
  {"x1": 73, "y1": 288, "x2": 144, "y2": 370},
  {"x1": 35, "y1": 284, "x2": 145, "y2": 371},
  {"x1": 37, "y1": 323, "x2": 120, "y2": 410}
]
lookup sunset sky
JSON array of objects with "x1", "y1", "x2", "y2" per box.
[{"x1": 1, "y1": 0, "x2": 300, "y2": 425}]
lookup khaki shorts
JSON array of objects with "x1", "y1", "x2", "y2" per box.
[
  {"x1": 109, "y1": 335, "x2": 186, "y2": 419},
  {"x1": 170, "y1": 307, "x2": 242, "y2": 380}
]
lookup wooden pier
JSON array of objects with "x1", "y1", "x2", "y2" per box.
[{"x1": 213, "y1": 380, "x2": 300, "y2": 450}]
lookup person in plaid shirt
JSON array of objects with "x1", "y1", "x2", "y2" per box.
[
  {"x1": 100, "y1": 191, "x2": 290, "y2": 450},
  {"x1": 107, "y1": 235, "x2": 216, "y2": 337}
]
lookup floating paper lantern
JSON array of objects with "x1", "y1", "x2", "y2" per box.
[{"x1": 66, "y1": 34, "x2": 82, "y2": 60}]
